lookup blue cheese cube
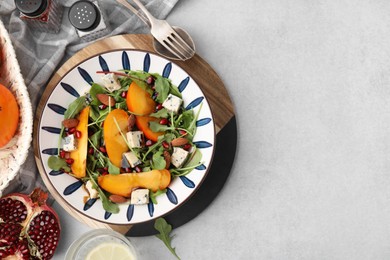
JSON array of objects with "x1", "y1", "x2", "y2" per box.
[
  {"x1": 63, "y1": 134, "x2": 77, "y2": 152},
  {"x1": 85, "y1": 180, "x2": 99, "y2": 199},
  {"x1": 101, "y1": 73, "x2": 121, "y2": 92},
  {"x1": 126, "y1": 131, "x2": 143, "y2": 148},
  {"x1": 171, "y1": 147, "x2": 189, "y2": 168},
  {"x1": 123, "y1": 151, "x2": 141, "y2": 168},
  {"x1": 131, "y1": 189, "x2": 149, "y2": 205},
  {"x1": 162, "y1": 94, "x2": 182, "y2": 114}
]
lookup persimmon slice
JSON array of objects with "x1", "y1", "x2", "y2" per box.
[
  {"x1": 70, "y1": 106, "x2": 90, "y2": 178},
  {"x1": 103, "y1": 109, "x2": 129, "y2": 167},
  {"x1": 0, "y1": 84, "x2": 19, "y2": 148},
  {"x1": 126, "y1": 81, "x2": 156, "y2": 115}
]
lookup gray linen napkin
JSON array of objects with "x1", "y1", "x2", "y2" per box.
[{"x1": 0, "y1": 0, "x2": 178, "y2": 195}]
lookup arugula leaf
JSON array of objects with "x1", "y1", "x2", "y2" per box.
[
  {"x1": 154, "y1": 75, "x2": 170, "y2": 103},
  {"x1": 149, "y1": 121, "x2": 171, "y2": 133},
  {"x1": 150, "y1": 189, "x2": 167, "y2": 204},
  {"x1": 107, "y1": 159, "x2": 120, "y2": 175},
  {"x1": 87, "y1": 170, "x2": 120, "y2": 214},
  {"x1": 118, "y1": 76, "x2": 132, "y2": 89},
  {"x1": 154, "y1": 218, "x2": 180, "y2": 260},
  {"x1": 152, "y1": 149, "x2": 166, "y2": 170},
  {"x1": 87, "y1": 155, "x2": 97, "y2": 172},
  {"x1": 150, "y1": 108, "x2": 169, "y2": 118},
  {"x1": 115, "y1": 100, "x2": 128, "y2": 110},
  {"x1": 89, "y1": 130, "x2": 102, "y2": 148},
  {"x1": 169, "y1": 82, "x2": 182, "y2": 98},
  {"x1": 89, "y1": 83, "x2": 107, "y2": 105},
  {"x1": 64, "y1": 96, "x2": 86, "y2": 119},
  {"x1": 89, "y1": 105, "x2": 100, "y2": 121},
  {"x1": 184, "y1": 148, "x2": 202, "y2": 168},
  {"x1": 127, "y1": 71, "x2": 153, "y2": 95},
  {"x1": 48, "y1": 155, "x2": 70, "y2": 172},
  {"x1": 176, "y1": 109, "x2": 194, "y2": 130}
]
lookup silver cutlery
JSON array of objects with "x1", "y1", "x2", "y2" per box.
[{"x1": 116, "y1": 0, "x2": 195, "y2": 61}]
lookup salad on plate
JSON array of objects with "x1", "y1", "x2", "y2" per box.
[{"x1": 47, "y1": 69, "x2": 204, "y2": 214}]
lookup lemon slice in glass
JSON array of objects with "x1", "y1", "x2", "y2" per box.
[
  {"x1": 86, "y1": 242, "x2": 136, "y2": 260},
  {"x1": 65, "y1": 229, "x2": 137, "y2": 260}
]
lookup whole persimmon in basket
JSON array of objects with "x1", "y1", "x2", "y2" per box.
[{"x1": 0, "y1": 83, "x2": 19, "y2": 148}]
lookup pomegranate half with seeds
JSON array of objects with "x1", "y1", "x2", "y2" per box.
[{"x1": 0, "y1": 188, "x2": 61, "y2": 259}]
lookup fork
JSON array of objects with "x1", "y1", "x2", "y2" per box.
[{"x1": 116, "y1": 0, "x2": 195, "y2": 61}]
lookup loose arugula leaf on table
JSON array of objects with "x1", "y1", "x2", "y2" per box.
[
  {"x1": 64, "y1": 96, "x2": 86, "y2": 119},
  {"x1": 154, "y1": 218, "x2": 180, "y2": 260},
  {"x1": 48, "y1": 155, "x2": 70, "y2": 172}
]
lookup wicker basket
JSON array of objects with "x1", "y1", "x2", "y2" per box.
[{"x1": 0, "y1": 20, "x2": 33, "y2": 196}]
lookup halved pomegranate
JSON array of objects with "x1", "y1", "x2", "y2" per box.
[{"x1": 0, "y1": 188, "x2": 61, "y2": 259}]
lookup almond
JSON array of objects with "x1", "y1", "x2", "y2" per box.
[
  {"x1": 96, "y1": 93, "x2": 116, "y2": 106},
  {"x1": 109, "y1": 194, "x2": 128, "y2": 203},
  {"x1": 171, "y1": 137, "x2": 189, "y2": 147},
  {"x1": 163, "y1": 150, "x2": 171, "y2": 169},
  {"x1": 62, "y1": 118, "x2": 79, "y2": 128},
  {"x1": 128, "y1": 114, "x2": 136, "y2": 131}
]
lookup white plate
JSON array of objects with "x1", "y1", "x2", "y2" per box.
[
  {"x1": 36, "y1": 49, "x2": 215, "y2": 224},
  {"x1": 0, "y1": 20, "x2": 33, "y2": 196}
]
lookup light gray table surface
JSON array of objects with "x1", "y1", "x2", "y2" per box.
[{"x1": 53, "y1": 0, "x2": 390, "y2": 259}]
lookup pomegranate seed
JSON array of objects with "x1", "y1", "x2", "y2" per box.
[
  {"x1": 124, "y1": 168, "x2": 131, "y2": 173},
  {"x1": 99, "y1": 104, "x2": 107, "y2": 110},
  {"x1": 59, "y1": 150, "x2": 65, "y2": 159},
  {"x1": 162, "y1": 141, "x2": 170, "y2": 149},
  {"x1": 146, "y1": 75, "x2": 155, "y2": 85},
  {"x1": 135, "y1": 166, "x2": 142, "y2": 173},
  {"x1": 102, "y1": 171, "x2": 108, "y2": 176},
  {"x1": 64, "y1": 151, "x2": 71, "y2": 159},
  {"x1": 145, "y1": 139, "x2": 153, "y2": 147},
  {"x1": 75, "y1": 130, "x2": 82, "y2": 139},
  {"x1": 183, "y1": 144, "x2": 192, "y2": 151},
  {"x1": 88, "y1": 147, "x2": 94, "y2": 155},
  {"x1": 179, "y1": 130, "x2": 187, "y2": 136},
  {"x1": 68, "y1": 127, "x2": 76, "y2": 134},
  {"x1": 160, "y1": 118, "x2": 169, "y2": 125},
  {"x1": 99, "y1": 146, "x2": 107, "y2": 153},
  {"x1": 103, "y1": 167, "x2": 108, "y2": 171},
  {"x1": 65, "y1": 158, "x2": 74, "y2": 164},
  {"x1": 121, "y1": 91, "x2": 127, "y2": 98},
  {"x1": 156, "y1": 104, "x2": 163, "y2": 111}
]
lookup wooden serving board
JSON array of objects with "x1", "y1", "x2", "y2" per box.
[{"x1": 33, "y1": 34, "x2": 235, "y2": 235}]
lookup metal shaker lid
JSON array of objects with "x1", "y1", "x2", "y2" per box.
[
  {"x1": 68, "y1": 1, "x2": 101, "y2": 32},
  {"x1": 15, "y1": 0, "x2": 48, "y2": 17}
]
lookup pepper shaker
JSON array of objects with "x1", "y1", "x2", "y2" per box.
[
  {"x1": 68, "y1": 0, "x2": 110, "y2": 42},
  {"x1": 15, "y1": 0, "x2": 63, "y2": 33}
]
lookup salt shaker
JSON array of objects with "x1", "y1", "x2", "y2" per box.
[
  {"x1": 15, "y1": 0, "x2": 63, "y2": 33},
  {"x1": 68, "y1": 0, "x2": 110, "y2": 42}
]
